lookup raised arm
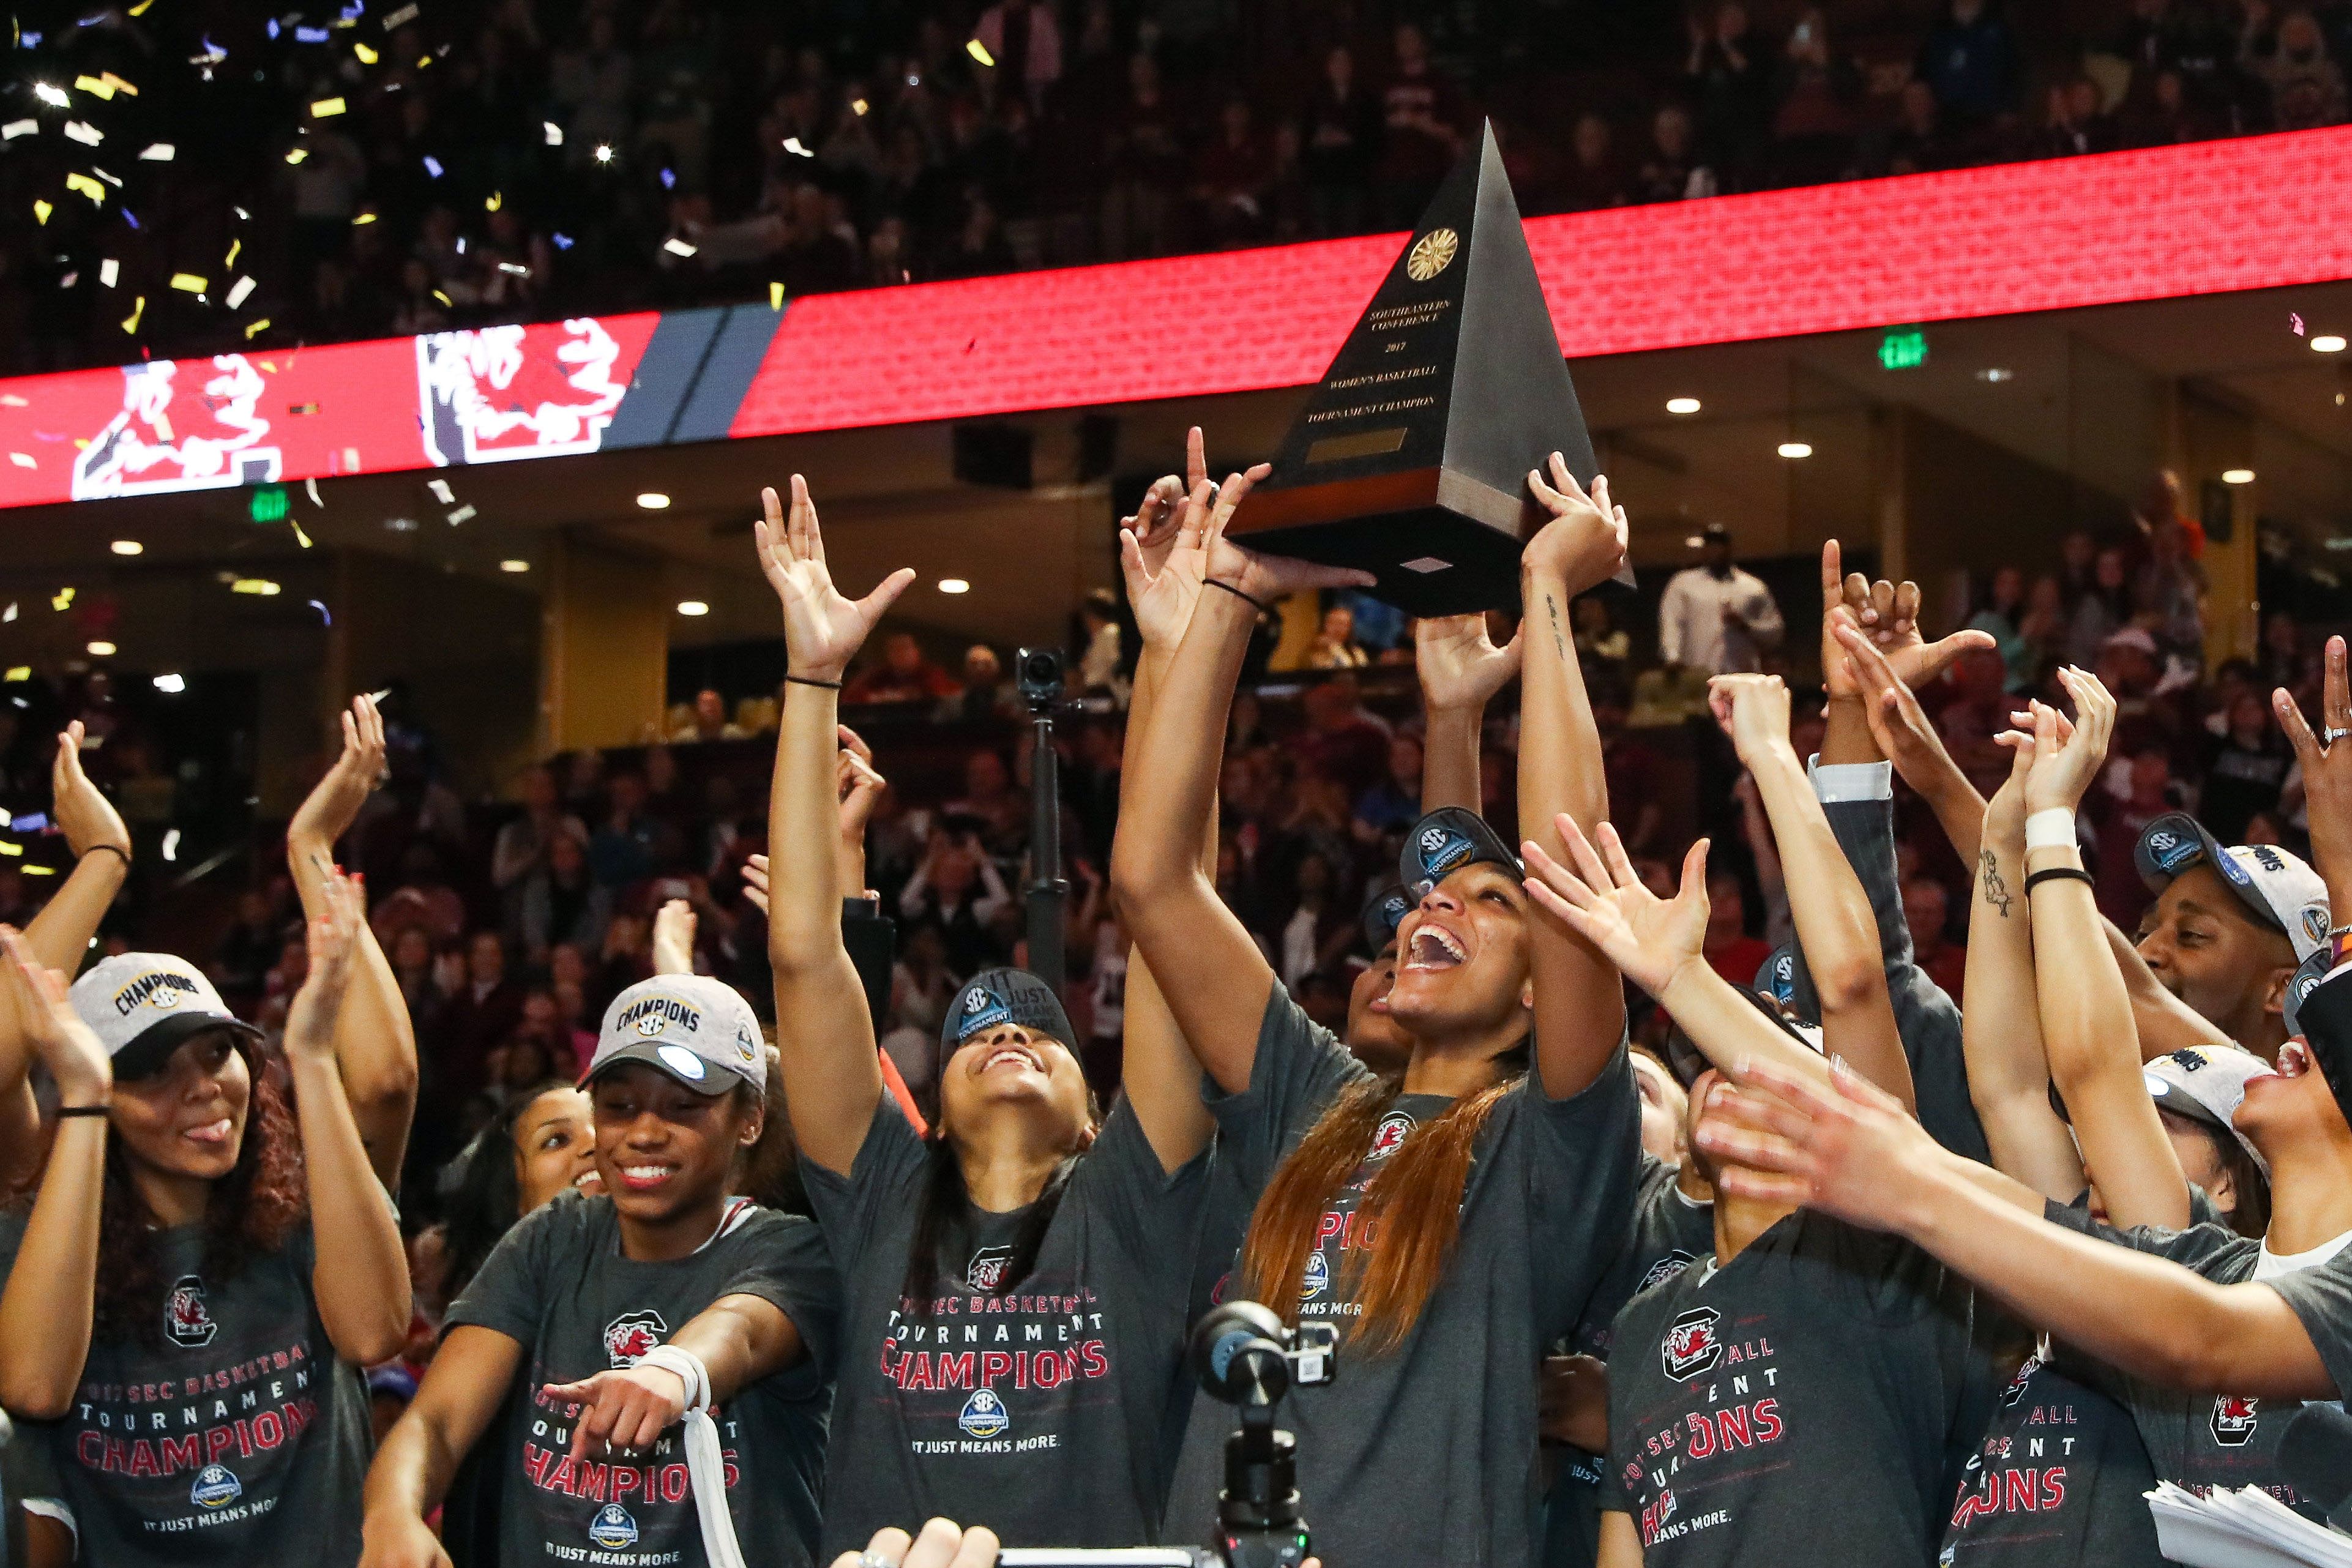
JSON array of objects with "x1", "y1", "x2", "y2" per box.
[
  {"x1": 1518, "y1": 457, "x2": 1632, "y2": 1098},
  {"x1": 362, "y1": 1326, "x2": 522, "y2": 1568},
  {"x1": 1523, "y1": 818, "x2": 1831, "y2": 1094},
  {"x1": 1415, "y1": 613, "x2": 1521, "y2": 814},
  {"x1": 1703, "y1": 1059, "x2": 2334, "y2": 1401},
  {"x1": 288, "y1": 694, "x2": 419, "y2": 1189},
  {"x1": 1711, "y1": 673, "x2": 1911, "y2": 1107},
  {"x1": 1110, "y1": 468, "x2": 1372, "y2": 1095},
  {"x1": 2018, "y1": 669, "x2": 2188, "y2": 1229},
  {"x1": 288, "y1": 868, "x2": 413, "y2": 1366},
  {"x1": 0, "y1": 931, "x2": 111, "y2": 1419},
  {"x1": 758, "y1": 477, "x2": 915, "y2": 1176}
]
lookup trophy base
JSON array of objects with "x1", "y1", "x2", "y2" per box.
[{"x1": 1233, "y1": 509, "x2": 1527, "y2": 619}]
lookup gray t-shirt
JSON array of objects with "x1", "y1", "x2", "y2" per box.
[
  {"x1": 445, "y1": 1192, "x2": 838, "y2": 1568},
  {"x1": 1163, "y1": 986, "x2": 1641, "y2": 1568},
  {"x1": 1544, "y1": 1155, "x2": 1717, "y2": 1568},
  {"x1": 1602, "y1": 1211, "x2": 1987, "y2": 1566},
  {"x1": 1939, "y1": 1351, "x2": 2163, "y2": 1566},
  {"x1": 0, "y1": 1211, "x2": 374, "y2": 1566},
  {"x1": 2043, "y1": 1203, "x2": 2333, "y2": 1519},
  {"x1": 800, "y1": 1094, "x2": 1210, "y2": 1555}
]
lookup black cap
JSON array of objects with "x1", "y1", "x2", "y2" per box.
[
  {"x1": 1399, "y1": 807, "x2": 1521, "y2": 898},
  {"x1": 1754, "y1": 946, "x2": 1797, "y2": 1010},
  {"x1": 1662, "y1": 985, "x2": 1822, "y2": 1089},
  {"x1": 940, "y1": 968, "x2": 1075, "y2": 1064},
  {"x1": 1361, "y1": 883, "x2": 1412, "y2": 954}
]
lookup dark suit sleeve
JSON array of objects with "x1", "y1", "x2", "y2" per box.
[
  {"x1": 842, "y1": 897, "x2": 895, "y2": 1034},
  {"x1": 1787, "y1": 796, "x2": 1990, "y2": 1165}
]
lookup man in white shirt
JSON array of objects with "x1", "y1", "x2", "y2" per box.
[{"x1": 1656, "y1": 523, "x2": 1785, "y2": 674}]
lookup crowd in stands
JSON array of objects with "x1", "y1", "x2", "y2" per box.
[{"x1": 7, "y1": 0, "x2": 2352, "y2": 374}]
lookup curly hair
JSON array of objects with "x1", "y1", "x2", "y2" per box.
[{"x1": 91, "y1": 1036, "x2": 308, "y2": 1345}]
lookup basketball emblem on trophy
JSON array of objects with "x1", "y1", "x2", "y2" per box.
[{"x1": 1406, "y1": 228, "x2": 1458, "y2": 281}]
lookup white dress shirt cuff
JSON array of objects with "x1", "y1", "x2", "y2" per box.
[{"x1": 1806, "y1": 756, "x2": 1893, "y2": 803}]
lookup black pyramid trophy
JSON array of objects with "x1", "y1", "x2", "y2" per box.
[{"x1": 1228, "y1": 122, "x2": 1618, "y2": 617}]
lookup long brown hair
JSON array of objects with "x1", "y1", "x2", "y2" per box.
[
  {"x1": 92, "y1": 1037, "x2": 307, "y2": 1344},
  {"x1": 1240, "y1": 1064, "x2": 1521, "y2": 1354}
]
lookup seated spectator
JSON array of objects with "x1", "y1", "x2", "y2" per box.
[
  {"x1": 945, "y1": 748, "x2": 1029, "y2": 863},
  {"x1": 1686, "y1": 2, "x2": 1768, "y2": 185},
  {"x1": 1771, "y1": 7, "x2": 1863, "y2": 185},
  {"x1": 212, "y1": 886, "x2": 289, "y2": 1005},
  {"x1": 1302, "y1": 44, "x2": 1378, "y2": 236},
  {"x1": 2039, "y1": 77, "x2": 2119, "y2": 157},
  {"x1": 1376, "y1": 22, "x2": 1465, "y2": 225},
  {"x1": 2244, "y1": 9, "x2": 2350, "y2": 130},
  {"x1": 1353, "y1": 736, "x2": 1424, "y2": 837},
  {"x1": 2203, "y1": 690, "x2": 2294, "y2": 843},
  {"x1": 671, "y1": 687, "x2": 744, "y2": 743},
  {"x1": 1966, "y1": 565, "x2": 2032, "y2": 692},
  {"x1": 897, "y1": 826, "x2": 1012, "y2": 974},
  {"x1": 1703, "y1": 868, "x2": 1774, "y2": 985},
  {"x1": 2135, "y1": 518, "x2": 2208, "y2": 678},
  {"x1": 1935, "y1": 644, "x2": 2015, "y2": 799},
  {"x1": 1297, "y1": 675, "x2": 1394, "y2": 799},
  {"x1": 586, "y1": 771, "x2": 666, "y2": 887},
  {"x1": 1574, "y1": 597, "x2": 1630, "y2": 670},
  {"x1": 1901, "y1": 875, "x2": 1966, "y2": 997},
  {"x1": 438, "y1": 929, "x2": 528, "y2": 1102},
  {"x1": 1916, "y1": 0, "x2": 2020, "y2": 126},
  {"x1": 1596, "y1": 679, "x2": 1666, "y2": 857},
  {"x1": 1076, "y1": 587, "x2": 1124, "y2": 695},
  {"x1": 490, "y1": 764, "x2": 586, "y2": 898},
  {"x1": 513, "y1": 827, "x2": 612, "y2": 960},
  {"x1": 941, "y1": 644, "x2": 1020, "y2": 722},
  {"x1": 2066, "y1": 546, "x2": 2135, "y2": 668},
  {"x1": 1883, "y1": 80, "x2": 1959, "y2": 174},
  {"x1": 845, "y1": 630, "x2": 961, "y2": 704},
  {"x1": 1307, "y1": 604, "x2": 1370, "y2": 670},
  {"x1": 1555, "y1": 111, "x2": 1631, "y2": 212},
  {"x1": 1192, "y1": 100, "x2": 1274, "y2": 248},
  {"x1": 371, "y1": 843, "x2": 469, "y2": 947},
  {"x1": 1638, "y1": 105, "x2": 1719, "y2": 201}
]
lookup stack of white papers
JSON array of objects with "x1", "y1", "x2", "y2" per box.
[{"x1": 2149, "y1": 1482, "x2": 2352, "y2": 1567}]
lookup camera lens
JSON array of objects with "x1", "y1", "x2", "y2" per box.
[{"x1": 1023, "y1": 652, "x2": 1056, "y2": 684}]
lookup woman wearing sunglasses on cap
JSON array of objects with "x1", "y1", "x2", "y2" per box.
[
  {"x1": 363, "y1": 968, "x2": 837, "y2": 1568},
  {"x1": 712, "y1": 474, "x2": 1217, "y2": 1556},
  {"x1": 1114, "y1": 454, "x2": 1643, "y2": 1568},
  {"x1": 0, "y1": 865, "x2": 410, "y2": 1567}
]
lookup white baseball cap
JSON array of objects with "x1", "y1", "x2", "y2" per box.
[
  {"x1": 2135, "y1": 813, "x2": 2331, "y2": 963},
  {"x1": 69, "y1": 953, "x2": 261, "y2": 1080},
  {"x1": 2142, "y1": 1045, "x2": 2272, "y2": 1178},
  {"x1": 584, "y1": 974, "x2": 766, "y2": 1096}
]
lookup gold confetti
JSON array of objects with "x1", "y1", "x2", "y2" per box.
[
  {"x1": 0, "y1": 840, "x2": 18, "y2": 858},
  {"x1": 64, "y1": 173, "x2": 104, "y2": 203},
  {"x1": 223, "y1": 238, "x2": 240, "y2": 269},
  {"x1": 121, "y1": 296, "x2": 144, "y2": 334},
  {"x1": 73, "y1": 75, "x2": 114, "y2": 100},
  {"x1": 50, "y1": 588, "x2": 73, "y2": 611},
  {"x1": 23, "y1": 865, "x2": 53, "y2": 877},
  {"x1": 290, "y1": 518, "x2": 313, "y2": 548},
  {"x1": 0, "y1": 668, "x2": 24, "y2": 682},
  {"x1": 354, "y1": 41, "x2": 378, "y2": 63},
  {"x1": 351, "y1": 211, "x2": 376, "y2": 225},
  {"x1": 770, "y1": 281, "x2": 785, "y2": 309},
  {"x1": 485, "y1": 190, "x2": 502, "y2": 212},
  {"x1": 966, "y1": 38, "x2": 995, "y2": 65},
  {"x1": 125, "y1": 0, "x2": 154, "y2": 18},
  {"x1": 310, "y1": 97, "x2": 347, "y2": 118},
  {"x1": 32, "y1": 200, "x2": 50, "y2": 225},
  {"x1": 285, "y1": 147, "x2": 308, "y2": 165},
  {"x1": 230, "y1": 578, "x2": 280, "y2": 595},
  {"x1": 244, "y1": 318, "x2": 271, "y2": 338},
  {"x1": 430, "y1": 289, "x2": 450, "y2": 306},
  {"x1": 100, "y1": 72, "x2": 136, "y2": 96},
  {"x1": 169, "y1": 272, "x2": 207, "y2": 293}
]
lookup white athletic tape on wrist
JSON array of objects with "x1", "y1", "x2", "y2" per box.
[
  {"x1": 2024, "y1": 810, "x2": 2078, "y2": 851},
  {"x1": 635, "y1": 1345, "x2": 747, "y2": 1568}
]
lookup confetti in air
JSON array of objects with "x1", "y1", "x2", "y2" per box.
[
  {"x1": 427, "y1": 479, "x2": 454, "y2": 503},
  {"x1": 50, "y1": 588, "x2": 73, "y2": 611},
  {"x1": 244, "y1": 318, "x2": 271, "y2": 338},
  {"x1": 7, "y1": 454, "x2": 32, "y2": 469},
  {"x1": 484, "y1": 190, "x2": 502, "y2": 211},
  {"x1": 1, "y1": 607, "x2": 13, "y2": 624},
  {"x1": 63, "y1": 172, "x2": 103, "y2": 203},
  {"x1": 291, "y1": 521, "x2": 313, "y2": 548},
  {"x1": 120, "y1": 296, "x2": 143, "y2": 334},
  {"x1": 168, "y1": 273, "x2": 206, "y2": 293},
  {"x1": 32, "y1": 82, "x2": 67, "y2": 106},
  {"x1": 543, "y1": 120, "x2": 562, "y2": 146},
  {"x1": 226, "y1": 276, "x2": 255, "y2": 308},
  {"x1": 446, "y1": 504, "x2": 476, "y2": 525},
  {"x1": 139, "y1": 142, "x2": 173, "y2": 160},
  {"x1": 663, "y1": 237, "x2": 698, "y2": 257},
  {"x1": 223, "y1": 238, "x2": 240, "y2": 269},
  {"x1": 966, "y1": 38, "x2": 995, "y2": 65},
  {"x1": 770, "y1": 281, "x2": 785, "y2": 309},
  {"x1": 1, "y1": 120, "x2": 35, "y2": 140},
  {"x1": 294, "y1": 26, "x2": 330, "y2": 43},
  {"x1": 72, "y1": 74, "x2": 112, "y2": 99},
  {"x1": 422, "y1": 154, "x2": 442, "y2": 177},
  {"x1": 550, "y1": 232, "x2": 573, "y2": 250},
  {"x1": 307, "y1": 599, "x2": 331, "y2": 622},
  {"x1": 310, "y1": 97, "x2": 346, "y2": 118},
  {"x1": 382, "y1": 2, "x2": 419, "y2": 27},
  {"x1": 99, "y1": 259, "x2": 117, "y2": 287},
  {"x1": 62, "y1": 120, "x2": 100, "y2": 144},
  {"x1": 354, "y1": 41, "x2": 378, "y2": 63},
  {"x1": 31, "y1": 200, "x2": 50, "y2": 225},
  {"x1": 305, "y1": 477, "x2": 323, "y2": 507},
  {"x1": 2293, "y1": 313, "x2": 2307, "y2": 336}
]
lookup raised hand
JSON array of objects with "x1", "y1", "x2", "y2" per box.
[
  {"x1": 1197, "y1": 466, "x2": 1378, "y2": 605},
  {"x1": 289, "y1": 694, "x2": 389, "y2": 854},
  {"x1": 1693, "y1": 1055, "x2": 1939, "y2": 1231},
  {"x1": 753, "y1": 476, "x2": 917, "y2": 681},
  {"x1": 0, "y1": 927, "x2": 107, "y2": 1107},
  {"x1": 2022, "y1": 667, "x2": 2116, "y2": 816},
  {"x1": 652, "y1": 899, "x2": 697, "y2": 976},
  {"x1": 284, "y1": 868, "x2": 364, "y2": 1061},
  {"x1": 1831, "y1": 614, "x2": 1966, "y2": 782},
  {"x1": 741, "y1": 853, "x2": 771, "y2": 916},
  {"x1": 1819, "y1": 539, "x2": 1995, "y2": 698},
  {"x1": 2274, "y1": 634, "x2": 2352, "y2": 908},
  {"x1": 1122, "y1": 468, "x2": 1252, "y2": 652},
  {"x1": 1706, "y1": 673, "x2": 1794, "y2": 766},
  {"x1": 837, "y1": 731, "x2": 887, "y2": 898},
  {"x1": 545, "y1": 1362, "x2": 688, "y2": 1458},
  {"x1": 51, "y1": 721, "x2": 129, "y2": 863},
  {"x1": 1521, "y1": 817, "x2": 1711, "y2": 997},
  {"x1": 1416, "y1": 613, "x2": 1524, "y2": 712},
  {"x1": 1121, "y1": 425, "x2": 1212, "y2": 580},
  {"x1": 1524, "y1": 457, "x2": 1629, "y2": 596}
]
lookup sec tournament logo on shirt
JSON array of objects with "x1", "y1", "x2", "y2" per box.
[
  {"x1": 165, "y1": 1274, "x2": 218, "y2": 1348},
  {"x1": 967, "y1": 1245, "x2": 1014, "y2": 1292},
  {"x1": 589, "y1": 1503, "x2": 640, "y2": 1550},
  {"x1": 603, "y1": 1309, "x2": 668, "y2": 1368},
  {"x1": 189, "y1": 1464, "x2": 242, "y2": 1509},
  {"x1": 1301, "y1": 1249, "x2": 1331, "y2": 1301},
  {"x1": 958, "y1": 1386, "x2": 1010, "y2": 1439},
  {"x1": 2211, "y1": 1394, "x2": 2260, "y2": 1446},
  {"x1": 1660, "y1": 1305, "x2": 1723, "y2": 1381},
  {"x1": 1369, "y1": 1109, "x2": 1416, "y2": 1159}
]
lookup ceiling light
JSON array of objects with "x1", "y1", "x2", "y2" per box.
[
  {"x1": 676, "y1": 600, "x2": 709, "y2": 616},
  {"x1": 1683, "y1": 535, "x2": 1705, "y2": 549},
  {"x1": 384, "y1": 516, "x2": 419, "y2": 532},
  {"x1": 938, "y1": 578, "x2": 969, "y2": 594},
  {"x1": 1665, "y1": 397, "x2": 1701, "y2": 416},
  {"x1": 1976, "y1": 367, "x2": 2015, "y2": 383},
  {"x1": 1777, "y1": 442, "x2": 1813, "y2": 459},
  {"x1": 110, "y1": 539, "x2": 142, "y2": 555},
  {"x1": 231, "y1": 577, "x2": 281, "y2": 595},
  {"x1": 637, "y1": 491, "x2": 671, "y2": 510},
  {"x1": 2222, "y1": 468, "x2": 2255, "y2": 485},
  {"x1": 499, "y1": 559, "x2": 529, "y2": 573},
  {"x1": 153, "y1": 673, "x2": 184, "y2": 693},
  {"x1": 86, "y1": 641, "x2": 115, "y2": 656},
  {"x1": 2313, "y1": 335, "x2": 2347, "y2": 354}
]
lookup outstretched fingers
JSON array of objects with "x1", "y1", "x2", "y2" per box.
[
  {"x1": 857, "y1": 567, "x2": 919, "y2": 625},
  {"x1": 787, "y1": 474, "x2": 824, "y2": 563}
]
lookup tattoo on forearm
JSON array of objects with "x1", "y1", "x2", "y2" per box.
[
  {"x1": 1545, "y1": 593, "x2": 1567, "y2": 660},
  {"x1": 1979, "y1": 850, "x2": 2013, "y2": 919}
]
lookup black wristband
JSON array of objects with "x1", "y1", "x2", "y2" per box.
[
  {"x1": 785, "y1": 674, "x2": 843, "y2": 690},
  {"x1": 55, "y1": 1104, "x2": 108, "y2": 1118},
  {"x1": 2023, "y1": 866, "x2": 2095, "y2": 896},
  {"x1": 81, "y1": 843, "x2": 130, "y2": 867},
  {"x1": 1204, "y1": 577, "x2": 1273, "y2": 616}
]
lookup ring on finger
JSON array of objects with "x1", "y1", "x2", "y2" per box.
[
  {"x1": 859, "y1": 1555, "x2": 899, "y2": 1568},
  {"x1": 2325, "y1": 726, "x2": 2351, "y2": 746}
]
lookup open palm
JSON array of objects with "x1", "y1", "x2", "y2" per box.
[
  {"x1": 1416, "y1": 613, "x2": 1523, "y2": 711},
  {"x1": 291, "y1": 694, "x2": 387, "y2": 849},
  {"x1": 1820, "y1": 539, "x2": 1993, "y2": 700},
  {"x1": 1523, "y1": 816, "x2": 1711, "y2": 996},
  {"x1": 753, "y1": 476, "x2": 916, "y2": 681}
]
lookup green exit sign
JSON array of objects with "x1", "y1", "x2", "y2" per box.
[
  {"x1": 1880, "y1": 328, "x2": 1929, "y2": 370},
  {"x1": 248, "y1": 485, "x2": 289, "y2": 523}
]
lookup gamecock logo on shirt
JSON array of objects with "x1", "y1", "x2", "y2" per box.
[
  {"x1": 2210, "y1": 1395, "x2": 2260, "y2": 1447},
  {"x1": 165, "y1": 1274, "x2": 218, "y2": 1348},
  {"x1": 1368, "y1": 1110, "x2": 1416, "y2": 1159},
  {"x1": 603, "y1": 1309, "x2": 668, "y2": 1369},
  {"x1": 1660, "y1": 1305, "x2": 1723, "y2": 1381},
  {"x1": 967, "y1": 1245, "x2": 1013, "y2": 1292}
]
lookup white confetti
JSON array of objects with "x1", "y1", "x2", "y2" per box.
[
  {"x1": 305, "y1": 476, "x2": 323, "y2": 507},
  {"x1": 138, "y1": 142, "x2": 174, "y2": 160},
  {"x1": 445, "y1": 504, "x2": 476, "y2": 525},
  {"x1": 62, "y1": 120, "x2": 101, "y2": 145},
  {"x1": 426, "y1": 478, "x2": 454, "y2": 503},
  {"x1": 662, "y1": 236, "x2": 698, "y2": 257},
  {"x1": 226, "y1": 275, "x2": 255, "y2": 308},
  {"x1": 0, "y1": 121, "x2": 37, "y2": 140},
  {"x1": 99, "y1": 258, "x2": 118, "y2": 287},
  {"x1": 382, "y1": 2, "x2": 417, "y2": 26},
  {"x1": 543, "y1": 119, "x2": 562, "y2": 146}
]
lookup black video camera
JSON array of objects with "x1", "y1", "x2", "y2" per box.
[{"x1": 1016, "y1": 646, "x2": 1064, "y2": 712}]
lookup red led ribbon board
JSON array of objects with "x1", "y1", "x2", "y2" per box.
[{"x1": 1, "y1": 127, "x2": 2349, "y2": 510}]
